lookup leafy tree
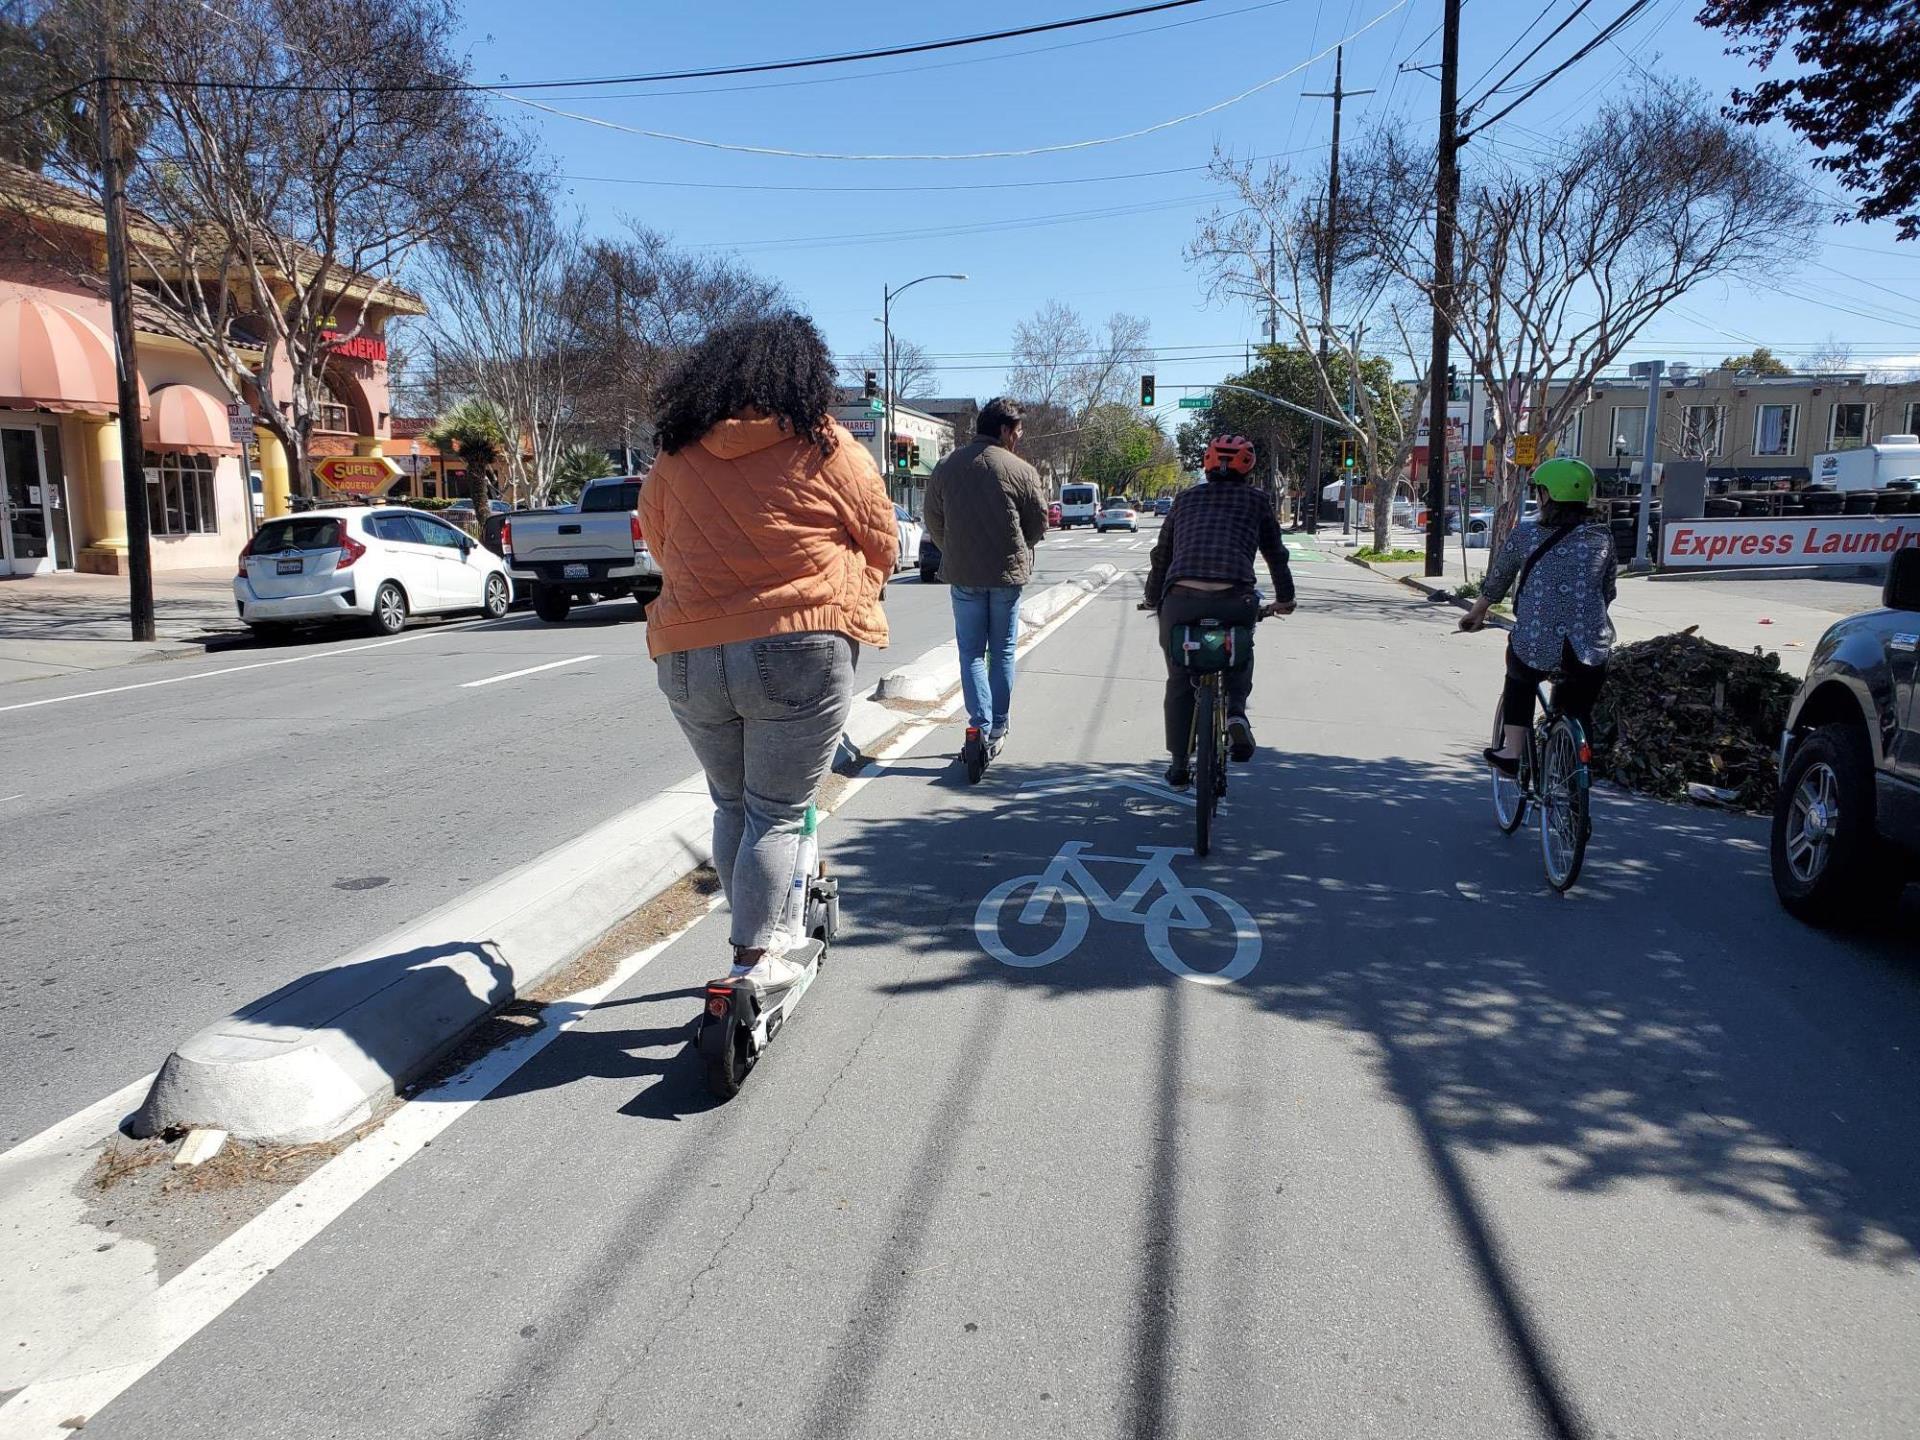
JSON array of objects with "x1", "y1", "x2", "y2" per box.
[
  {"x1": 1699, "y1": 0, "x2": 1920, "y2": 239},
  {"x1": 0, "y1": 0, "x2": 98, "y2": 172},
  {"x1": 427, "y1": 400, "x2": 508, "y2": 533},
  {"x1": 1718, "y1": 346, "x2": 1794, "y2": 375}
]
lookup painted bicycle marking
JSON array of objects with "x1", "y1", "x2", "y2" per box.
[{"x1": 974, "y1": 841, "x2": 1261, "y2": 987}]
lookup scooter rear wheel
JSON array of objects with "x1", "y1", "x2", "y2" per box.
[
  {"x1": 963, "y1": 735, "x2": 987, "y2": 785},
  {"x1": 698, "y1": 1003, "x2": 752, "y2": 1099}
]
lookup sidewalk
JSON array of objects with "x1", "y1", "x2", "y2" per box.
[
  {"x1": 0, "y1": 568, "x2": 239, "y2": 686},
  {"x1": 1329, "y1": 530, "x2": 1882, "y2": 678}
]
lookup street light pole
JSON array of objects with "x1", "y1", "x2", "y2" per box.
[
  {"x1": 1629, "y1": 360, "x2": 1664, "y2": 572},
  {"x1": 882, "y1": 273, "x2": 967, "y2": 501}
]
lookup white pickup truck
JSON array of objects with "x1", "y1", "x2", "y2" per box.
[{"x1": 503, "y1": 475, "x2": 661, "y2": 623}]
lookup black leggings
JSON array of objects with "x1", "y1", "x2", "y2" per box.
[{"x1": 1501, "y1": 641, "x2": 1605, "y2": 735}]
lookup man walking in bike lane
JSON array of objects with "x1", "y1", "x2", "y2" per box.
[
  {"x1": 1144, "y1": 434, "x2": 1295, "y2": 789},
  {"x1": 923, "y1": 397, "x2": 1050, "y2": 758}
]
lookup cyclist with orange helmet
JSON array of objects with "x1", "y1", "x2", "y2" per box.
[{"x1": 1143, "y1": 434, "x2": 1295, "y2": 789}]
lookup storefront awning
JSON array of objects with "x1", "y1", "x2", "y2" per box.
[
  {"x1": 0, "y1": 296, "x2": 148, "y2": 416},
  {"x1": 144, "y1": 382, "x2": 240, "y2": 455}
]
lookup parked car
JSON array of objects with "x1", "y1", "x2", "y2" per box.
[
  {"x1": 919, "y1": 534, "x2": 943, "y2": 584},
  {"x1": 1059, "y1": 482, "x2": 1099, "y2": 529},
  {"x1": 440, "y1": 499, "x2": 513, "y2": 525},
  {"x1": 1096, "y1": 498, "x2": 1140, "y2": 533},
  {"x1": 1154, "y1": 496, "x2": 1173, "y2": 517},
  {"x1": 1770, "y1": 547, "x2": 1920, "y2": 925},
  {"x1": 1048, "y1": 500, "x2": 1064, "y2": 528},
  {"x1": 234, "y1": 508, "x2": 512, "y2": 637},
  {"x1": 501, "y1": 475, "x2": 660, "y2": 623},
  {"x1": 893, "y1": 505, "x2": 924, "y2": 573}
]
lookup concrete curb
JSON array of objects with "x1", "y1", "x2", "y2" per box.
[
  {"x1": 1647, "y1": 563, "x2": 1883, "y2": 583},
  {"x1": 134, "y1": 562, "x2": 1122, "y2": 1145}
]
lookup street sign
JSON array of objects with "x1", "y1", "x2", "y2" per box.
[
  {"x1": 846, "y1": 418, "x2": 877, "y2": 438},
  {"x1": 1512, "y1": 434, "x2": 1538, "y2": 467},
  {"x1": 226, "y1": 402, "x2": 253, "y2": 444},
  {"x1": 869, "y1": 399, "x2": 885, "y2": 415},
  {"x1": 1177, "y1": 396, "x2": 1213, "y2": 409},
  {"x1": 314, "y1": 454, "x2": 402, "y2": 497}
]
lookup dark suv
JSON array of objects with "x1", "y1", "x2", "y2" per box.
[{"x1": 1772, "y1": 548, "x2": 1920, "y2": 924}]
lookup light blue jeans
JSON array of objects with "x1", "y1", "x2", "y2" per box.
[
  {"x1": 951, "y1": 584, "x2": 1022, "y2": 732},
  {"x1": 657, "y1": 633, "x2": 857, "y2": 952}
]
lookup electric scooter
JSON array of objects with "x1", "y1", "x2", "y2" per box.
[
  {"x1": 960, "y1": 725, "x2": 991, "y2": 785},
  {"x1": 695, "y1": 807, "x2": 840, "y2": 1100}
]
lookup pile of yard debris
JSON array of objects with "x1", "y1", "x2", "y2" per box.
[{"x1": 1589, "y1": 630, "x2": 1800, "y2": 812}]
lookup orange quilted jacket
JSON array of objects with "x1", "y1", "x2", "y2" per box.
[{"x1": 639, "y1": 416, "x2": 898, "y2": 659}]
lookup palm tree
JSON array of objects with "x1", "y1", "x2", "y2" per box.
[
  {"x1": 426, "y1": 400, "x2": 508, "y2": 533},
  {"x1": 552, "y1": 444, "x2": 613, "y2": 505}
]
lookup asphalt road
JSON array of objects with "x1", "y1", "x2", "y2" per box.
[
  {"x1": 0, "y1": 528, "x2": 1146, "y2": 1146},
  {"x1": 69, "y1": 544, "x2": 1920, "y2": 1438}
]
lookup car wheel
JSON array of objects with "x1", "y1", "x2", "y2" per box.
[
  {"x1": 481, "y1": 573, "x2": 510, "y2": 620},
  {"x1": 533, "y1": 587, "x2": 571, "y2": 623},
  {"x1": 1771, "y1": 723, "x2": 1907, "y2": 926},
  {"x1": 369, "y1": 582, "x2": 408, "y2": 636},
  {"x1": 635, "y1": 586, "x2": 658, "y2": 619},
  {"x1": 920, "y1": 565, "x2": 939, "y2": 584}
]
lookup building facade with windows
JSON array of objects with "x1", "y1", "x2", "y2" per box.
[
  {"x1": 0, "y1": 161, "x2": 421, "y2": 577},
  {"x1": 1555, "y1": 367, "x2": 1920, "y2": 486}
]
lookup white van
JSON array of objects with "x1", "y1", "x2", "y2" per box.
[{"x1": 1060, "y1": 483, "x2": 1099, "y2": 529}]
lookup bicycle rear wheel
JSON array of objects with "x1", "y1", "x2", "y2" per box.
[
  {"x1": 1491, "y1": 697, "x2": 1527, "y2": 834},
  {"x1": 1194, "y1": 680, "x2": 1220, "y2": 857},
  {"x1": 1538, "y1": 716, "x2": 1591, "y2": 891}
]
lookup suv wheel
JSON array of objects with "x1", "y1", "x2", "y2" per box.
[
  {"x1": 533, "y1": 587, "x2": 571, "y2": 623},
  {"x1": 1771, "y1": 723, "x2": 1907, "y2": 925}
]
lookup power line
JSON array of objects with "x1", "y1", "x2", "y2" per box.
[
  {"x1": 504, "y1": 0, "x2": 1410, "y2": 162},
  {"x1": 1459, "y1": 0, "x2": 1578, "y2": 108},
  {"x1": 1458, "y1": 0, "x2": 1650, "y2": 140},
  {"x1": 110, "y1": 0, "x2": 1223, "y2": 95}
]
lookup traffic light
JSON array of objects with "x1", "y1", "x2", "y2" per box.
[
  {"x1": 1140, "y1": 373, "x2": 1155, "y2": 407},
  {"x1": 863, "y1": 370, "x2": 878, "y2": 400},
  {"x1": 1340, "y1": 440, "x2": 1356, "y2": 470},
  {"x1": 1446, "y1": 363, "x2": 1459, "y2": 400},
  {"x1": 909, "y1": 442, "x2": 922, "y2": 468},
  {"x1": 892, "y1": 438, "x2": 910, "y2": 471}
]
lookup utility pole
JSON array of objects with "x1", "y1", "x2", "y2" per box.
[
  {"x1": 1303, "y1": 46, "x2": 1372, "y2": 536},
  {"x1": 94, "y1": 5, "x2": 154, "y2": 641},
  {"x1": 1423, "y1": 0, "x2": 1462, "y2": 577},
  {"x1": 1629, "y1": 360, "x2": 1664, "y2": 571}
]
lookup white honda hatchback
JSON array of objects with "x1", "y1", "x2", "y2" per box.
[{"x1": 234, "y1": 507, "x2": 513, "y2": 636}]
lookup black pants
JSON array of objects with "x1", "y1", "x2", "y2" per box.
[
  {"x1": 1159, "y1": 588, "x2": 1261, "y2": 756},
  {"x1": 1502, "y1": 640, "x2": 1606, "y2": 735}
]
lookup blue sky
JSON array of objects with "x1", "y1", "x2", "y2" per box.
[{"x1": 454, "y1": 0, "x2": 1920, "y2": 415}]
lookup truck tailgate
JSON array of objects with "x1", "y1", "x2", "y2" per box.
[{"x1": 508, "y1": 513, "x2": 635, "y2": 564}]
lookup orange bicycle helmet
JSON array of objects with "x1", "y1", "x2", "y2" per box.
[{"x1": 1204, "y1": 434, "x2": 1257, "y2": 475}]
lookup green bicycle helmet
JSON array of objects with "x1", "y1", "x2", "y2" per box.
[{"x1": 1533, "y1": 456, "x2": 1595, "y2": 504}]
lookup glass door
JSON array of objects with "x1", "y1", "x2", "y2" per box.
[{"x1": 1, "y1": 426, "x2": 54, "y2": 577}]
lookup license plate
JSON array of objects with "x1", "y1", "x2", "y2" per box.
[
  {"x1": 563, "y1": 563, "x2": 589, "y2": 580},
  {"x1": 276, "y1": 558, "x2": 303, "y2": 575}
]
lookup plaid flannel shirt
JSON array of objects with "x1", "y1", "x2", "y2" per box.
[{"x1": 1145, "y1": 482, "x2": 1294, "y2": 608}]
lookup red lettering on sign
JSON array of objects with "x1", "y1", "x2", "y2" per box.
[{"x1": 319, "y1": 331, "x2": 388, "y2": 363}]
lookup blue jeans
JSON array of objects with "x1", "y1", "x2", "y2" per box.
[{"x1": 951, "y1": 584, "x2": 1022, "y2": 731}]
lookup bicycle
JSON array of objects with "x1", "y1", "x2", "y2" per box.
[
  {"x1": 1144, "y1": 597, "x2": 1287, "y2": 857},
  {"x1": 1489, "y1": 682, "x2": 1593, "y2": 892}
]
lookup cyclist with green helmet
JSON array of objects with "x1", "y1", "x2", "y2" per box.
[{"x1": 1459, "y1": 457, "x2": 1617, "y2": 774}]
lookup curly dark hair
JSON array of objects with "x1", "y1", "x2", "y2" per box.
[{"x1": 653, "y1": 312, "x2": 839, "y2": 456}]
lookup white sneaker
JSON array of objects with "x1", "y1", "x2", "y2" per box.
[
  {"x1": 986, "y1": 726, "x2": 1007, "y2": 758},
  {"x1": 728, "y1": 942, "x2": 821, "y2": 993}
]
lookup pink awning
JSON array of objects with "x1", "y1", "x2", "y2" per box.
[
  {"x1": 144, "y1": 383, "x2": 240, "y2": 455},
  {"x1": 0, "y1": 296, "x2": 148, "y2": 417}
]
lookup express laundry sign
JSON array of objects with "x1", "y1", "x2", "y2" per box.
[{"x1": 1663, "y1": 516, "x2": 1920, "y2": 568}]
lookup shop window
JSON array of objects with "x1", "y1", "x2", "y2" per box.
[
  {"x1": 1829, "y1": 402, "x2": 1870, "y2": 450},
  {"x1": 1754, "y1": 404, "x2": 1798, "y2": 456},
  {"x1": 1904, "y1": 402, "x2": 1920, "y2": 437},
  {"x1": 1610, "y1": 406, "x2": 1647, "y2": 458},
  {"x1": 143, "y1": 452, "x2": 218, "y2": 537}
]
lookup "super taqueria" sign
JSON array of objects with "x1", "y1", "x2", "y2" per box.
[{"x1": 1662, "y1": 515, "x2": 1920, "y2": 568}]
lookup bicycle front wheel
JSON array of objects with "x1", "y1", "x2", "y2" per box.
[
  {"x1": 1491, "y1": 697, "x2": 1527, "y2": 833},
  {"x1": 1193, "y1": 680, "x2": 1221, "y2": 857},
  {"x1": 1538, "y1": 717, "x2": 1590, "y2": 891},
  {"x1": 974, "y1": 876, "x2": 1090, "y2": 968}
]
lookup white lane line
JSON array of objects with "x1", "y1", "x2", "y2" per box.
[
  {"x1": 0, "y1": 620, "x2": 494, "y2": 717},
  {"x1": 459, "y1": 654, "x2": 599, "y2": 689},
  {"x1": 0, "y1": 918, "x2": 703, "y2": 1440},
  {"x1": 0, "y1": 793, "x2": 22, "y2": 803}
]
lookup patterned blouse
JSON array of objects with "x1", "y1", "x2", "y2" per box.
[{"x1": 1481, "y1": 520, "x2": 1618, "y2": 670}]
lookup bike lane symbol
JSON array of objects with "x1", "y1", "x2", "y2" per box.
[{"x1": 973, "y1": 841, "x2": 1261, "y2": 987}]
